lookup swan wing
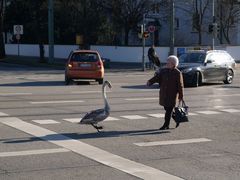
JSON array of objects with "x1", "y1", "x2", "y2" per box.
[{"x1": 80, "y1": 109, "x2": 109, "y2": 124}]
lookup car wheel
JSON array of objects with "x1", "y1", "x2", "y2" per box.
[
  {"x1": 97, "y1": 78, "x2": 103, "y2": 84},
  {"x1": 191, "y1": 72, "x2": 200, "y2": 87},
  {"x1": 223, "y1": 69, "x2": 233, "y2": 84}
]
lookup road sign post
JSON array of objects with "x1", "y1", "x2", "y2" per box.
[
  {"x1": 16, "y1": 34, "x2": 21, "y2": 56},
  {"x1": 14, "y1": 25, "x2": 23, "y2": 56}
]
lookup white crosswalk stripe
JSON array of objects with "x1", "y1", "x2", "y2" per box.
[
  {"x1": 188, "y1": 112, "x2": 198, "y2": 116},
  {"x1": 62, "y1": 116, "x2": 120, "y2": 123},
  {"x1": 148, "y1": 113, "x2": 165, "y2": 118},
  {"x1": 121, "y1": 115, "x2": 147, "y2": 120},
  {"x1": 0, "y1": 112, "x2": 9, "y2": 117},
  {"x1": 105, "y1": 117, "x2": 120, "y2": 121},
  {"x1": 196, "y1": 110, "x2": 221, "y2": 115},
  {"x1": 63, "y1": 118, "x2": 81, "y2": 123},
  {"x1": 32, "y1": 120, "x2": 60, "y2": 124},
  {"x1": 134, "y1": 138, "x2": 212, "y2": 147},
  {"x1": 219, "y1": 109, "x2": 240, "y2": 113}
]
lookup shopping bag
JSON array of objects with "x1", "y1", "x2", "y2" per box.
[{"x1": 172, "y1": 100, "x2": 189, "y2": 123}]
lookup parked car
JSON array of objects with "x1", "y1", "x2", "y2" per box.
[
  {"x1": 65, "y1": 50, "x2": 104, "y2": 85},
  {"x1": 178, "y1": 50, "x2": 236, "y2": 87}
]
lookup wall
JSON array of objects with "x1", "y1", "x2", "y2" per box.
[{"x1": 5, "y1": 44, "x2": 240, "y2": 63}]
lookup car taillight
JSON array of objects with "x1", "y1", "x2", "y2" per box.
[{"x1": 96, "y1": 61, "x2": 102, "y2": 69}]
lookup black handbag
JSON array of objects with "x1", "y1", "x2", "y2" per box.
[{"x1": 172, "y1": 100, "x2": 189, "y2": 123}]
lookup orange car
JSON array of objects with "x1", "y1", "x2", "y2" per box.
[{"x1": 65, "y1": 50, "x2": 104, "y2": 85}]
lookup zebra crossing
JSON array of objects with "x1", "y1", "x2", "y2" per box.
[{"x1": 1, "y1": 107, "x2": 238, "y2": 125}]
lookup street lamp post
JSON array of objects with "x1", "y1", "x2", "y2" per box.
[{"x1": 48, "y1": 0, "x2": 54, "y2": 63}]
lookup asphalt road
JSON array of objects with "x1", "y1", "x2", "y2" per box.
[{"x1": 0, "y1": 62, "x2": 240, "y2": 180}]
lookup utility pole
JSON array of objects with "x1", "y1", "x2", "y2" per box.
[
  {"x1": 48, "y1": 0, "x2": 54, "y2": 63},
  {"x1": 212, "y1": 0, "x2": 215, "y2": 50},
  {"x1": 142, "y1": 14, "x2": 146, "y2": 71},
  {"x1": 169, "y1": 0, "x2": 175, "y2": 55}
]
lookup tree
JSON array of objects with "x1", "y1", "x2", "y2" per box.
[
  {"x1": 103, "y1": 0, "x2": 151, "y2": 45},
  {"x1": 55, "y1": 0, "x2": 109, "y2": 48},
  {"x1": 177, "y1": 0, "x2": 211, "y2": 45},
  {"x1": 0, "y1": 0, "x2": 5, "y2": 58},
  {"x1": 216, "y1": 0, "x2": 240, "y2": 44},
  {"x1": 5, "y1": 0, "x2": 48, "y2": 62}
]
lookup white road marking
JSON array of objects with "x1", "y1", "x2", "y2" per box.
[
  {"x1": 0, "y1": 112, "x2": 9, "y2": 116},
  {"x1": 216, "y1": 88, "x2": 230, "y2": 91},
  {"x1": 214, "y1": 106, "x2": 225, "y2": 109},
  {"x1": 0, "y1": 117, "x2": 183, "y2": 180},
  {"x1": 0, "y1": 148, "x2": 70, "y2": 157},
  {"x1": 148, "y1": 114, "x2": 165, "y2": 118},
  {"x1": 63, "y1": 118, "x2": 81, "y2": 123},
  {"x1": 188, "y1": 112, "x2": 198, "y2": 116},
  {"x1": 219, "y1": 109, "x2": 240, "y2": 113},
  {"x1": 134, "y1": 138, "x2": 212, "y2": 147},
  {"x1": 196, "y1": 110, "x2": 221, "y2": 115},
  {"x1": 63, "y1": 116, "x2": 120, "y2": 123},
  {"x1": 105, "y1": 117, "x2": 120, "y2": 121},
  {"x1": 30, "y1": 100, "x2": 84, "y2": 104},
  {"x1": 71, "y1": 91, "x2": 101, "y2": 94},
  {"x1": 121, "y1": 115, "x2": 147, "y2": 120},
  {"x1": 210, "y1": 93, "x2": 240, "y2": 97},
  {"x1": 32, "y1": 120, "x2": 60, "y2": 124},
  {"x1": 125, "y1": 98, "x2": 158, "y2": 101},
  {"x1": 212, "y1": 99, "x2": 223, "y2": 102},
  {"x1": 0, "y1": 93, "x2": 33, "y2": 96}
]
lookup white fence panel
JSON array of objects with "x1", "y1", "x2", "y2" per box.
[{"x1": 5, "y1": 44, "x2": 240, "y2": 62}]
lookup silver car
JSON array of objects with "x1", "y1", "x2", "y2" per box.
[{"x1": 178, "y1": 50, "x2": 236, "y2": 87}]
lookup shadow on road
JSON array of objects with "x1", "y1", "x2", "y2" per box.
[
  {"x1": 218, "y1": 85, "x2": 240, "y2": 89},
  {"x1": 121, "y1": 84, "x2": 159, "y2": 89},
  {"x1": 3, "y1": 128, "x2": 170, "y2": 143}
]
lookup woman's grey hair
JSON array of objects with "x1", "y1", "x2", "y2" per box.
[{"x1": 167, "y1": 55, "x2": 179, "y2": 67}]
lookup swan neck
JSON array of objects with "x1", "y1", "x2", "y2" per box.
[{"x1": 102, "y1": 83, "x2": 110, "y2": 111}]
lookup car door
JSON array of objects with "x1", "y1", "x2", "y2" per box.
[
  {"x1": 216, "y1": 53, "x2": 229, "y2": 80},
  {"x1": 203, "y1": 53, "x2": 222, "y2": 81}
]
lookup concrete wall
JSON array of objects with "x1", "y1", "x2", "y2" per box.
[{"x1": 5, "y1": 44, "x2": 240, "y2": 63}]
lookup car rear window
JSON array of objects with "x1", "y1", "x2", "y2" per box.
[{"x1": 70, "y1": 53, "x2": 99, "y2": 62}]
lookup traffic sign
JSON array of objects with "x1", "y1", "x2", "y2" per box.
[
  {"x1": 148, "y1": 25, "x2": 156, "y2": 33},
  {"x1": 14, "y1": 25, "x2": 23, "y2": 35}
]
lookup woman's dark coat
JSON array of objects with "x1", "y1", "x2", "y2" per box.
[{"x1": 148, "y1": 68, "x2": 184, "y2": 107}]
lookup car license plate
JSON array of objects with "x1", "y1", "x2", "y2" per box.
[{"x1": 80, "y1": 63, "x2": 91, "y2": 68}]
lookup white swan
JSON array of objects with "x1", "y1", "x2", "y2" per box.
[{"x1": 79, "y1": 80, "x2": 112, "y2": 132}]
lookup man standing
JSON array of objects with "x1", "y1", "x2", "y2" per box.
[
  {"x1": 147, "y1": 55, "x2": 184, "y2": 130},
  {"x1": 148, "y1": 45, "x2": 160, "y2": 68}
]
